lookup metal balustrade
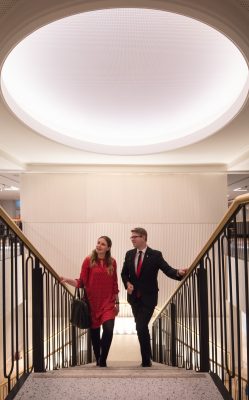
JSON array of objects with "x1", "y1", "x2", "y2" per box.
[
  {"x1": 0, "y1": 207, "x2": 91, "y2": 400},
  {"x1": 152, "y1": 194, "x2": 249, "y2": 400},
  {"x1": 1, "y1": 194, "x2": 249, "y2": 399}
]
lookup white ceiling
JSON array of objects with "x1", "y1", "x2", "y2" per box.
[
  {"x1": 0, "y1": 0, "x2": 249, "y2": 177},
  {"x1": 1, "y1": 8, "x2": 248, "y2": 155}
]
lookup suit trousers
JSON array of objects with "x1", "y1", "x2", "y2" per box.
[{"x1": 131, "y1": 300, "x2": 154, "y2": 364}]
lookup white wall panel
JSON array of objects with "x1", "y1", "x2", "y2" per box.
[
  {"x1": 21, "y1": 172, "x2": 226, "y2": 223},
  {"x1": 21, "y1": 171, "x2": 227, "y2": 315},
  {"x1": 24, "y1": 221, "x2": 217, "y2": 313}
]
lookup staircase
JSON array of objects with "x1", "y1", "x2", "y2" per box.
[{"x1": 14, "y1": 361, "x2": 225, "y2": 400}]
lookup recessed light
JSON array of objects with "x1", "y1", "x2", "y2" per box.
[{"x1": 233, "y1": 187, "x2": 248, "y2": 192}]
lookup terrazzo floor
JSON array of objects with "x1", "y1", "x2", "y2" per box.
[{"x1": 14, "y1": 361, "x2": 224, "y2": 400}]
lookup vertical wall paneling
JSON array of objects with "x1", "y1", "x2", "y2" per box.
[{"x1": 20, "y1": 171, "x2": 227, "y2": 315}]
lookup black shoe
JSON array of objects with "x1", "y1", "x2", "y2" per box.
[
  {"x1": 141, "y1": 360, "x2": 152, "y2": 367},
  {"x1": 99, "y1": 359, "x2": 107, "y2": 367}
]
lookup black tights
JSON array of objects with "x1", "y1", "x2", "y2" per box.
[{"x1": 90, "y1": 319, "x2": 114, "y2": 365}]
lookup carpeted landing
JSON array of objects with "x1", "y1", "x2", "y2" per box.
[{"x1": 14, "y1": 361, "x2": 224, "y2": 400}]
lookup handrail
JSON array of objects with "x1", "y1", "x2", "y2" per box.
[
  {"x1": 154, "y1": 193, "x2": 249, "y2": 322},
  {"x1": 152, "y1": 193, "x2": 249, "y2": 400}
]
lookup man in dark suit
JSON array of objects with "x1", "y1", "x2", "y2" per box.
[{"x1": 121, "y1": 227, "x2": 187, "y2": 367}]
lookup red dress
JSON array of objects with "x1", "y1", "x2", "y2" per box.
[{"x1": 76, "y1": 256, "x2": 119, "y2": 329}]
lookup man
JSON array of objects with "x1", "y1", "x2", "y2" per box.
[{"x1": 121, "y1": 227, "x2": 187, "y2": 367}]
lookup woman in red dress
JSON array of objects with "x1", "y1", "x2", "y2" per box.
[{"x1": 61, "y1": 236, "x2": 119, "y2": 367}]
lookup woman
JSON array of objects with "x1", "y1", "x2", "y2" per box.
[{"x1": 61, "y1": 236, "x2": 119, "y2": 367}]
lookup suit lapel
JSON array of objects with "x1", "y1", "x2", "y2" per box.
[{"x1": 131, "y1": 249, "x2": 137, "y2": 276}]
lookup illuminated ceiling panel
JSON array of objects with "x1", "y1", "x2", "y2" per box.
[{"x1": 1, "y1": 8, "x2": 248, "y2": 155}]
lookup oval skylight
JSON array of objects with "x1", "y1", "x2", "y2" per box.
[{"x1": 1, "y1": 8, "x2": 249, "y2": 155}]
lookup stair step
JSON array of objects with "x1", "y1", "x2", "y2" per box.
[{"x1": 14, "y1": 362, "x2": 224, "y2": 400}]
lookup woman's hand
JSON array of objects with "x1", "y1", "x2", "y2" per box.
[{"x1": 59, "y1": 277, "x2": 78, "y2": 287}]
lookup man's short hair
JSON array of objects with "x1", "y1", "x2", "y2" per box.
[{"x1": 131, "y1": 227, "x2": 147, "y2": 241}]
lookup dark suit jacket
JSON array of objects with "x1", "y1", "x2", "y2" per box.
[{"x1": 121, "y1": 247, "x2": 181, "y2": 308}]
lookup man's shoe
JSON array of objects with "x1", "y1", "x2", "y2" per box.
[
  {"x1": 141, "y1": 360, "x2": 152, "y2": 367},
  {"x1": 99, "y1": 358, "x2": 107, "y2": 367}
]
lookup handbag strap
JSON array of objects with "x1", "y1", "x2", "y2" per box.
[{"x1": 74, "y1": 287, "x2": 87, "y2": 299}]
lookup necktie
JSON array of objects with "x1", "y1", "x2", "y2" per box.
[{"x1": 136, "y1": 251, "x2": 143, "y2": 277}]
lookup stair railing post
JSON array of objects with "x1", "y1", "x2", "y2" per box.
[
  {"x1": 71, "y1": 325, "x2": 77, "y2": 366},
  {"x1": 32, "y1": 258, "x2": 45, "y2": 372},
  {"x1": 170, "y1": 302, "x2": 177, "y2": 367},
  {"x1": 158, "y1": 317, "x2": 163, "y2": 363},
  {"x1": 152, "y1": 324, "x2": 156, "y2": 361},
  {"x1": 197, "y1": 259, "x2": 209, "y2": 372}
]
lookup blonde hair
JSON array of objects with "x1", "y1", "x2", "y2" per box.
[{"x1": 131, "y1": 227, "x2": 147, "y2": 241}]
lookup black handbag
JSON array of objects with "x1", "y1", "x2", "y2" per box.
[{"x1": 70, "y1": 288, "x2": 91, "y2": 329}]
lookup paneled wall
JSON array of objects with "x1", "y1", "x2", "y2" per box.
[{"x1": 20, "y1": 170, "x2": 227, "y2": 312}]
